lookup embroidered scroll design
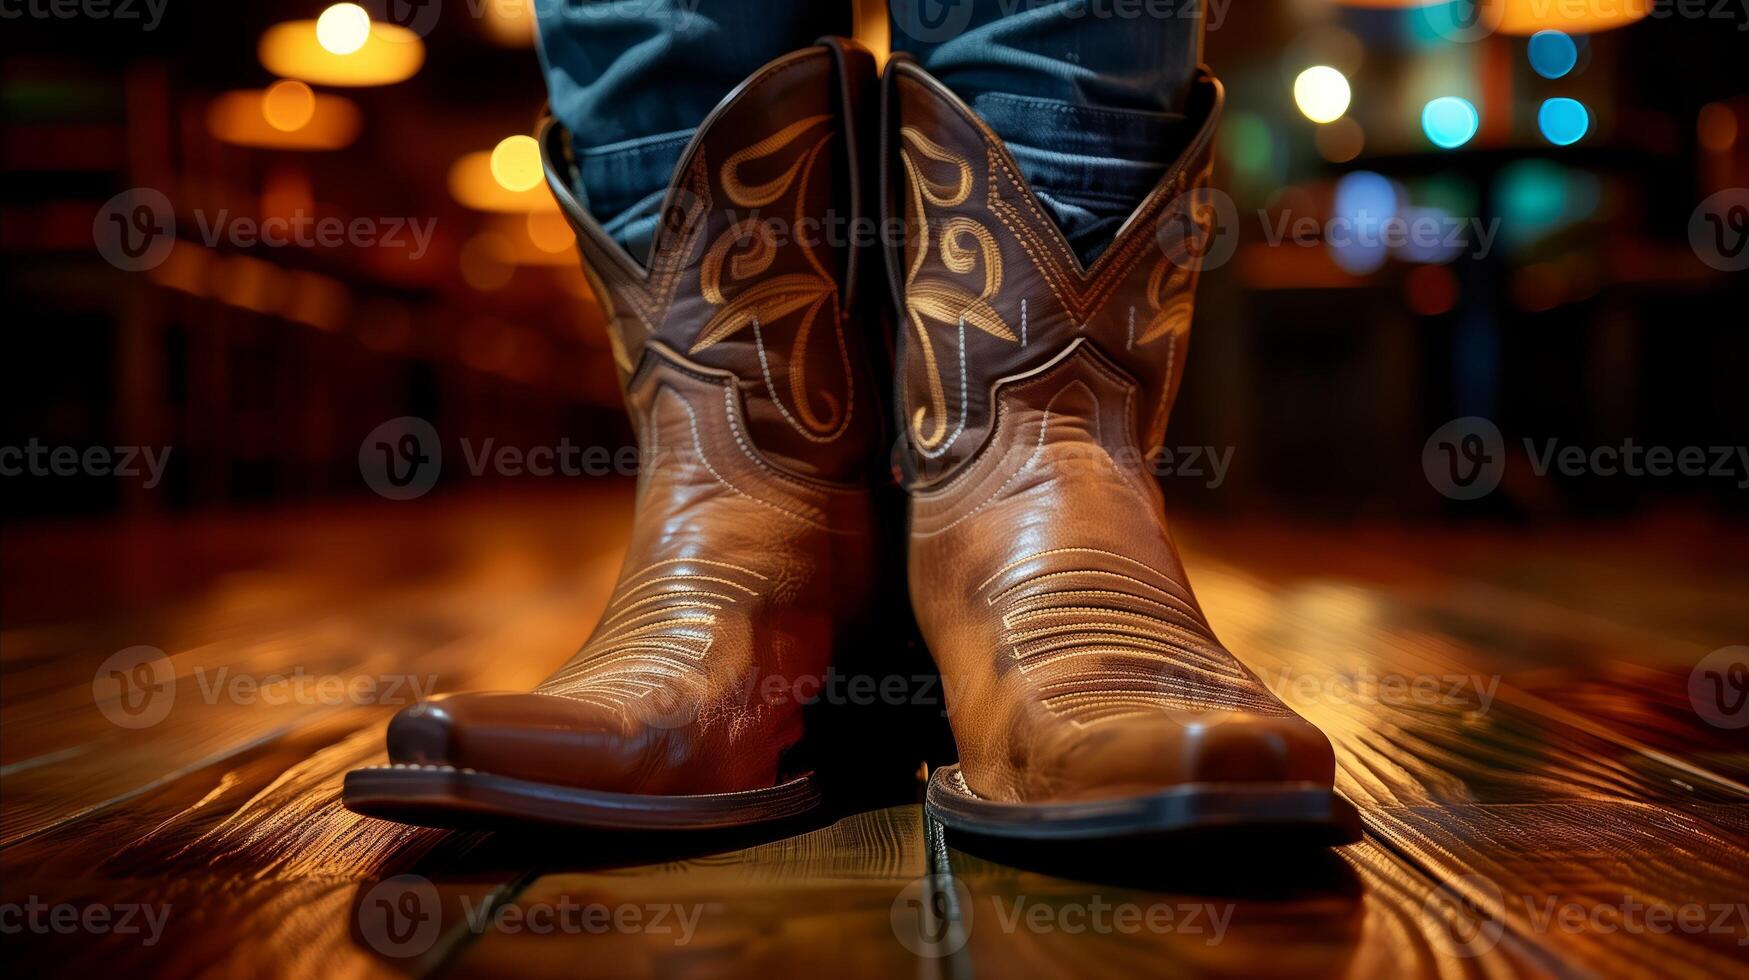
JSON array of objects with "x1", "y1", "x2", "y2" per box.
[
  {"x1": 1136, "y1": 167, "x2": 1215, "y2": 347},
  {"x1": 899, "y1": 126, "x2": 1017, "y2": 454},
  {"x1": 690, "y1": 115, "x2": 854, "y2": 443}
]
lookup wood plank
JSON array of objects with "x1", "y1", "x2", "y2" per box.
[
  {"x1": 928, "y1": 822, "x2": 1555, "y2": 980},
  {"x1": 1186, "y1": 556, "x2": 1749, "y2": 978},
  {"x1": 1177, "y1": 519, "x2": 1749, "y2": 785},
  {"x1": 0, "y1": 489, "x2": 631, "y2": 846},
  {"x1": 0, "y1": 491, "x2": 631, "y2": 975},
  {"x1": 445, "y1": 806, "x2": 929, "y2": 980}
]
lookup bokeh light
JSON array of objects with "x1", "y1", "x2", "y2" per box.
[
  {"x1": 1224, "y1": 112, "x2": 1274, "y2": 175},
  {"x1": 1405, "y1": 263, "x2": 1459, "y2": 316},
  {"x1": 1293, "y1": 66, "x2": 1351, "y2": 124},
  {"x1": 1527, "y1": 31, "x2": 1578, "y2": 79},
  {"x1": 1697, "y1": 102, "x2": 1738, "y2": 152},
  {"x1": 1330, "y1": 170, "x2": 1396, "y2": 276},
  {"x1": 481, "y1": 0, "x2": 537, "y2": 46},
  {"x1": 1422, "y1": 97, "x2": 1479, "y2": 149},
  {"x1": 1496, "y1": 0, "x2": 1650, "y2": 35},
  {"x1": 261, "y1": 80, "x2": 315, "y2": 132},
  {"x1": 260, "y1": 18, "x2": 425, "y2": 86},
  {"x1": 490, "y1": 135, "x2": 544, "y2": 192},
  {"x1": 449, "y1": 151, "x2": 561, "y2": 212},
  {"x1": 1538, "y1": 98, "x2": 1590, "y2": 146},
  {"x1": 208, "y1": 88, "x2": 361, "y2": 150},
  {"x1": 1315, "y1": 117, "x2": 1365, "y2": 163},
  {"x1": 526, "y1": 211, "x2": 576, "y2": 253},
  {"x1": 1495, "y1": 159, "x2": 1602, "y2": 251},
  {"x1": 315, "y1": 4, "x2": 371, "y2": 56}
]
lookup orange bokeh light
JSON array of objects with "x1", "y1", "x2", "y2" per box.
[
  {"x1": 449, "y1": 151, "x2": 560, "y2": 213},
  {"x1": 261, "y1": 80, "x2": 316, "y2": 132},
  {"x1": 481, "y1": 0, "x2": 537, "y2": 46},
  {"x1": 208, "y1": 88, "x2": 361, "y2": 150},
  {"x1": 259, "y1": 19, "x2": 424, "y2": 87},
  {"x1": 1327, "y1": 0, "x2": 1648, "y2": 35}
]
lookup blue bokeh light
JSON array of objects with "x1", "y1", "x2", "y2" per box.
[
  {"x1": 1331, "y1": 170, "x2": 1396, "y2": 276},
  {"x1": 1422, "y1": 97, "x2": 1480, "y2": 149},
  {"x1": 1527, "y1": 31, "x2": 1578, "y2": 79},
  {"x1": 1537, "y1": 98, "x2": 1590, "y2": 146}
]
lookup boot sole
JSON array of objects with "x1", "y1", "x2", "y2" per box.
[
  {"x1": 342, "y1": 764, "x2": 819, "y2": 832},
  {"x1": 925, "y1": 764, "x2": 1362, "y2": 844}
]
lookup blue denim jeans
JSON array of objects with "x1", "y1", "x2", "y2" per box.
[{"x1": 533, "y1": 0, "x2": 1203, "y2": 264}]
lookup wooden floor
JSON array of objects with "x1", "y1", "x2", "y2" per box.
[{"x1": 3, "y1": 487, "x2": 1746, "y2": 978}]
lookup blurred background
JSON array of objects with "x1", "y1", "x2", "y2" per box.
[{"x1": 3, "y1": 0, "x2": 1746, "y2": 527}]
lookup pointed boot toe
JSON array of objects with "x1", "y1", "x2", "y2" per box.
[
  {"x1": 1039, "y1": 711, "x2": 1339, "y2": 803},
  {"x1": 384, "y1": 692, "x2": 647, "y2": 791}
]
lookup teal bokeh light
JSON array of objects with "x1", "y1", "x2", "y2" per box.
[
  {"x1": 1422, "y1": 97, "x2": 1480, "y2": 149},
  {"x1": 1537, "y1": 98, "x2": 1589, "y2": 146},
  {"x1": 1527, "y1": 31, "x2": 1578, "y2": 79}
]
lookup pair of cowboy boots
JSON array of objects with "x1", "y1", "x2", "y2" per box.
[{"x1": 343, "y1": 39, "x2": 1358, "y2": 844}]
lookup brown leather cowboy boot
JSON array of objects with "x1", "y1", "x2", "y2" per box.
[
  {"x1": 883, "y1": 55, "x2": 1359, "y2": 842},
  {"x1": 345, "y1": 40, "x2": 892, "y2": 831}
]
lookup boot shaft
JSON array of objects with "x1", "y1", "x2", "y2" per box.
[
  {"x1": 881, "y1": 56, "x2": 1224, "y2": 486},
  {"x1": 541, "y1": 40, "x2": 886, "y2": 485}
]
